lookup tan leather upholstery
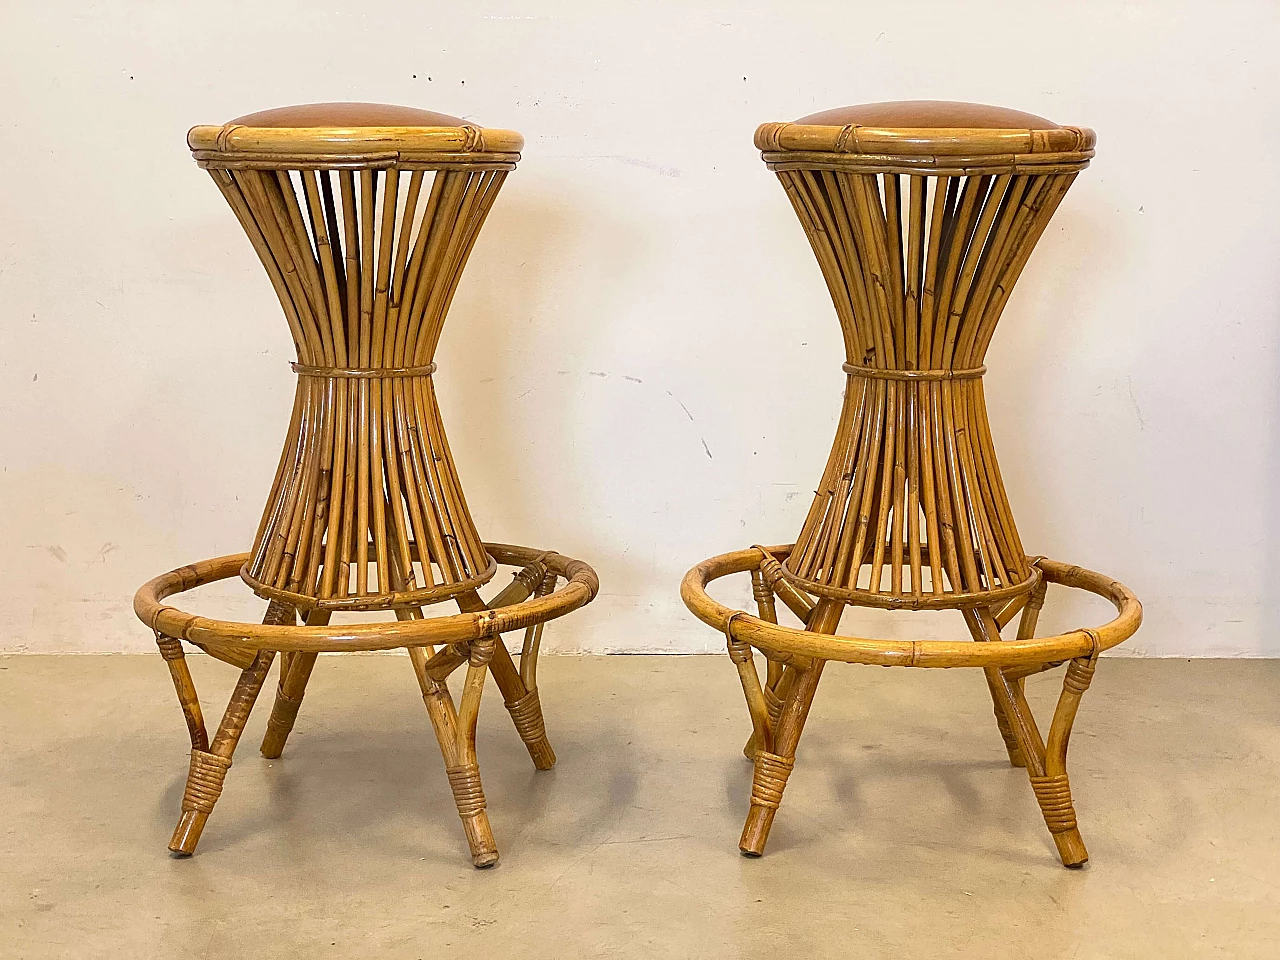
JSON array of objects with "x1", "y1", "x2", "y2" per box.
[
  {"x1": 796, "y1": 100, "x2": 1057, "y2": 129},
  {"x1": 230, "y1": 102, "x2": 467, "y2": 128}
]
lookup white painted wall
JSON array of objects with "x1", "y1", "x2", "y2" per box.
[{"x1": 2, "y1": 1, "x2": 1278, "y2": 656}]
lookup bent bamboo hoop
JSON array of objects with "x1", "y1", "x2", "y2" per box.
[
  {"x1": 137, "y1": 543, "x2": 598, "y2": 658},
  {"x1": 681, "y1": 545, "x2": 1140, "y2": 669}
]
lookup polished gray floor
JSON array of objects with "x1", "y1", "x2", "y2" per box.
[{"x1": 2, "y1": 654, "x2": 1277, "y2": 958}]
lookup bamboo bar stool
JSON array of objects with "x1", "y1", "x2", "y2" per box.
[
  {"x1": 681, "y1": 101, "x2": 1142, "y2": 867},
  {"x1": 134, "y1": 103, "x2": 598, "y2": 867}
]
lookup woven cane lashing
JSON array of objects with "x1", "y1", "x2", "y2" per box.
[
  {"x1": 155, "y1": 634, "x2": 184, "y2": 660},
  {"x1": 446, "y1": 763, "x2": 487, "y2": 818},
  {"x1": 1063, "y1": 657, "x2": 1097, "y2": 694},
  {"x1": 1030, "y1": 775, "x2": 1078, "y2": 833},
  {"x1": 182, "y1": 750, "x2": 232, "y2": 814},
  {"x1": 506, "y1": 689, "x2": 547, "y2": 745},
  {"x1": 750, "y1": 751, "x2": 795, "y2": 810}
]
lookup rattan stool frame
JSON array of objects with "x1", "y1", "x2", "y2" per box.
[
  {"x1": 681, "y1": 102, "x2": 1142, "y2": 867},
  {"x1": 134, "y1": 104, "x2": 598, "y2": 867}
]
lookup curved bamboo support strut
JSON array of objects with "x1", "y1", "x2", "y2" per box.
[
  {"x1": 742, "y1": 555, "x2": 807, "y2": 759},
  {"x1": 728, "y1": 614, "x2": 774, "y2": 760},
  {"x1": 405, "y1": 636, "x2": 496, "y2": 867},
  {"x1": 1040, "y1": 642, "x2": 1100, "y2": 865},
  {"x1": 154, "y1": 634, "x2": 208, "y2": 753}
]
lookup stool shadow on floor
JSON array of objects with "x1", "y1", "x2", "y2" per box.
[{"x1": 152, "y1": 691, "x2": 640, "y2": 865}]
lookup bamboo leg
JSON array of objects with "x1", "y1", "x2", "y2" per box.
[
  {"x1": 1032, "y1": 648, "x2": 1099, "y2": 867},
  {"x1": 169, "y1": 599, "x2": 291, "y2": 855},
  {"x1": 744, "y1": 567, "x2": 781, "y2": 759},
  {"x1": 169, "y1": 648, "x2": 277, "y2": 855},
  {"x1": 995, "y1": 581, "x2": 1049, "y2": 766},
  {"x1": 739, "y1": 598, "x2": 843, "y2": 857},
  {"x1": 155, "y1": 634, "x2": 208, "y2": 753},
  {"x1": 965, "y1": 580, "x2": 1049, "y2": 767},
  {"x1": 1015, "y1": 579, "x2": 1048, "y2": 642},
  {"x1": 991, "y1": 680, "x2": 1027, "y2": 766},
  {"x1": 260, "y1": 609, "x2": 327, "y2": 759},
  {"x1": 452, "y1": 638, "x2": 498, "y2": 866},
  {"x1": 728, "y1": 622, "x2": 774, "y2": 762},
  {"x1": 964, "y1": 608, "x2": 1026, "y2": 767},
  {"x1": 517, "y1": 572, "x2": 558, "y2": 694},
  {"x1": 513, "y1": 572, "x2": 557, "y2": 761},
  {"x1": 980, "y1": 627, "x2": 1096, "y2": 868},
  {"x1": 408, "y1": 638, "x2": 500, "y2": 867},
  {"x1": 491, "y1": 639, "x2": 555, "y2": 769},
  {"x1": 457, "y1": 589, "x2": 556, "y2": 770}
]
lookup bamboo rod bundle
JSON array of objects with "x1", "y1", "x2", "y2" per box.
[
  {"x1": 778, "y1": 160, "x2": 1081, "y2": 609},
  {"x1": 211, "y1": 157, "x2": 507, "y2": 612}
]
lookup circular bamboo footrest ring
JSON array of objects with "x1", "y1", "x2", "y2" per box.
[
  {"x1": 681, "y1": 545, "x2": 1141, "y2": 669},
  {"x1": 134, "y1": 542, "x2": 599, "y2": 659}
]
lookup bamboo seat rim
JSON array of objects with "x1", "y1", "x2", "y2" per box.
[
  {"x1": 135, "y1": 543, "x2": 598, "y2": 654},
  {"x1": 754, "y1": 121, "x2": 1095, "y2": 159},
  {"x1": 681, "y1": 545, "x2": 1141, "y2": 668},
  {"x1": 758, "y1": 152, "x2": 1093, "y2": 177},
  {"x1": 756, "y1": 120, "x2": 1095, "y2": 173},
  {"x1": 187, "y1": 123, "x2": 524, "y2": 165}
]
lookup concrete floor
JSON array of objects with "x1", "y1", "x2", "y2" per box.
[{"x1": 1, "y1": 654, "x2": 1277, "y2": 959}]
